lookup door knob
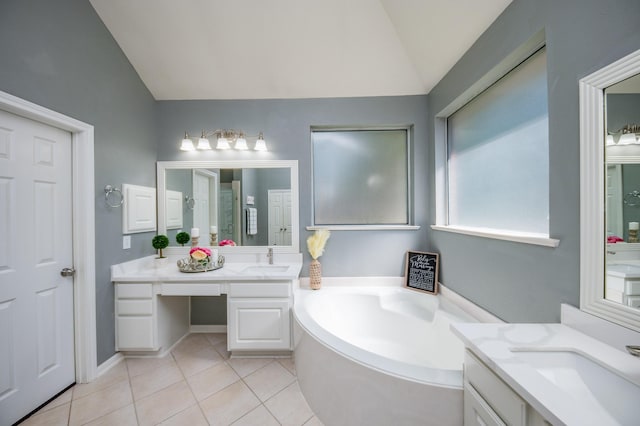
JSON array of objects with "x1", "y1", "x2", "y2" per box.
[{"x1": 60, "y1": 267, "x2": 76, "y2": 277}]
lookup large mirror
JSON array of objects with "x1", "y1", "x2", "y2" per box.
[
  {"x1": 580, "y1": 48, "x2": 640, "y2": 332},
  {"x1": 604, "y1": 73, "x2": 640, "y2": 309},
  {"x1": 157, "y1": 160, "x2": 299, "y2": 254}
]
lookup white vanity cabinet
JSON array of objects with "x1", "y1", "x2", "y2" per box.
[
  {"x1": 605, "y1": 269, "x2": 640, "y2": 308},
  {"x1": 464, "y1": 351, "x2": 550, "y2": 426},
  {"x1": 111, "y1": 257, "x2": 302, "y2": 355},
  {"x1": 115, "y1": 283, "x2": 157, "y2": 351},
  {"x1": 227, "y1": 282, "x2": 292, "y2": 352}
]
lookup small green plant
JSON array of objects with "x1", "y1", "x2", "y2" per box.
[
  {"x1": 152, "y1": 234, "x2": 169, "y2": 258},
  {"x1": 176, "y1": 231, "x2": 190, "y2": 246}
]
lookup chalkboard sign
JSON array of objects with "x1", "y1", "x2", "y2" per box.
[{"x1": 404, "y1": 251, "x2": 439, "y2": 294}]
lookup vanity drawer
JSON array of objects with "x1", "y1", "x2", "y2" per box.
[
  {"x1": 160, "y1": 283, "x2": 221, "y2": 296},
  {"x1": 116, "y1": 283, "x2": 153, "y2": 299},
  {"x1": 228, "y1": 282, "x2": 291, "y2": 298},
  {"x1": 117, "y1": 299, "x2": 153, "y2": 315},
  {"x1": 465, "y1": 350, "x2": 526, "y2": 426}
]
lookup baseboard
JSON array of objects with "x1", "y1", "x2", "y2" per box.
[
  {"x1": 230, "y1": 350, "x2": 292, "y2": 358},
  {"x1": 96, "y1": 352, "x2": 124, "y2": 377},
  {"x1": 190, "y1": 324, "x2": 227, "y2": 333}
]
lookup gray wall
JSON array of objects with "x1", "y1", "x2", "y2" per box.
[
  {"x1": 607, "y1": 94, "x2": 640, "y2": 133},
  {"x1": 0, "y1": 0, "x2": 157, "y2": 364},
  {"x1": 4, "y1": 0, "x2": 639, "y2": 362},
  {"x1": 427, "y1": 0, "x2": 640, "y2": 323},
  {"x1": 156, "y1": 97, "x2": 430, "y2": 278}
]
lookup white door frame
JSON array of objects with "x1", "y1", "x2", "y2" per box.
[{"x1": 0, "y1": 90, "x2": 97, "y2": 383}]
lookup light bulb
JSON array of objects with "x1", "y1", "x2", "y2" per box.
[
  {"x1": 216, "y1": 136, "x2": 231, "y2": 150},
  {"x1": 619, "y1": 133, "x2": 636, "y2": 145},
  {"x1": 180, "y1": 133, "x2": 195, "y2": 151},
  {"x1": 197, "y1": 137, "x2": 211, "y2": 150},
  {"x1": 254, "y1": 132, "x2": 267, "y2": 151},
  {"x1": 235, "y1": 135, "x2": 248, "y2": 150}
]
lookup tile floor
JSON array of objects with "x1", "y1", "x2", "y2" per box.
[{"x1": 20, "y1": 333, "x2": 323, "y2": 426}]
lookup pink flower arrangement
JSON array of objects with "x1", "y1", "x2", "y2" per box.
[
  {"x1": 189, "y1": 246, "x2": 212, "y2": 262},
  {"x1": 219, "y1": 239, "x2": 236, "y2": 246}
]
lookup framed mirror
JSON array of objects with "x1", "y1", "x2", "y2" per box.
[
  {"x1": 580, "y1": 48, "x2": 640, "y2": 332},
  {"x1": 157, "y1": 160, "x2": 299, "y2": 254}
]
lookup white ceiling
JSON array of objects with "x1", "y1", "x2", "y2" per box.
[{"x1": 89, "y1": 0, "x2": 512, "y2": 100}]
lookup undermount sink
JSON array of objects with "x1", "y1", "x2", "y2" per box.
[
  {"x1": 511, "y1": 349, "x2": 640, "y2": 424},
  {"x1": 242, "y1": 265, "x2": 289, "y2": 274}
]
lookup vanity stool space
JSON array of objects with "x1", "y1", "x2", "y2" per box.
[{"x1": 112, "y1": 256, "x2": 302, "y2": 357}]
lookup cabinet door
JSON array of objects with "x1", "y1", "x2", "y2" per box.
[
  {"x1": 228, "y1": 299, "x2": 291, "y2": 350},
  {"x1": 464, "y1": 382, "x2": 507, "y2": 426},
  {"x1": 116, "y1": 316, "x2": 156, "y2": 350}
]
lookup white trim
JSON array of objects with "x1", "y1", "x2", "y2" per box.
[
  {"x1": 157, "y1": 160, "x2": 300, "y2": 255},
  {"x1": 306, "y1": 225, "x2": 420, "y2": 231},
  {"x1": 96, "y1": 352, "x2": 124, "y2": 377},
  {"x1": 433, "y1": 32, "x2": 552, "y2": 243},
  {"x1": 580, "y1": 48, "x2": 640, "y2": 333},
  {"x1": 190, "y1": 325, "x2": 228, "y2": 333},
  {"x1": 430, "y1": 225, "x2": 559, "y2": 248},
  {"x1": 0, "y1": 90, "x2": 97, "y2": 383}
]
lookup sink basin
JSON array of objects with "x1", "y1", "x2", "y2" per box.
[
  {"x1": 512, "y1": 350, "x2": 640, "y2": 424},
  {"x1": 242, "y1": 265, "x2": 289, "y2": 274}
]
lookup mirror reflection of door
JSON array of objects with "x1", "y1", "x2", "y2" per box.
[
  {"x1": 607, "y1": 164, "x2": 623, "y2": 238},
  {"x1": 219, "y1": 184, "x2": 234, "y2": 243},
  {"x1": 219, "y1": 180, "x2": 241, "y2": 244},
  {"x1": 192, "y1": 169, "x2": 218, "y2": 241},
  {"x1": 268, "y1": 189, "x2": 292, "y2": 245}
]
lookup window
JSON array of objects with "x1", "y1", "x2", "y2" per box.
[
  {"x1": 434, "y1": 44, "x2": 557, "y2": 246},
  {"x1": 311, "y1": 127, "x2": 414, "y2": 228}
]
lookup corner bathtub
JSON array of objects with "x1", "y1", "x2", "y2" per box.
[{"x1": 293, "y1": 283, "x2": 481, "y2": 426}]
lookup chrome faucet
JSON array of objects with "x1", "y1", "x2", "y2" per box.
[
  {"x1": 267, "y1": 247, "x2": 274, "y2": 265},
  {"x1": 626, "y1": 345, "x2": 640, "y2": 357}
]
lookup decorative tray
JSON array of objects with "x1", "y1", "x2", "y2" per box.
[{"x1": 177, "y1": 255, "x2": 225, "y2": 273}]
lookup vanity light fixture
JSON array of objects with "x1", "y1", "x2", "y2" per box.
[
  {"x1": 607, "y1": 124, "x2": 640, "y2": 145},
  {"x1": 180, "y1": 132, "x2": 196, "y2": 151},
  {"x1": 179, "y1": 129, "x2": 267, "y2": 151}
]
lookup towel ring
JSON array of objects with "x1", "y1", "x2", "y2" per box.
[
  {"x1": 185, "y1": 195, "x2": 196, "y2": 210},
  {"x1": 624, "y1": 190, "x2": 640, "y2": 207},
  {"x1": 104, "y1": 185, "x2": 124, "y2": 208}
]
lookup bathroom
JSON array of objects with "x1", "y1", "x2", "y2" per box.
[{"x1": 1, "y1": 0, "x2": 640, "y2": 424}]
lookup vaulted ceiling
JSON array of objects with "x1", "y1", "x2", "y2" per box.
[{"x1": 89, "y1": 0, "x2": 512, "y2": 100}]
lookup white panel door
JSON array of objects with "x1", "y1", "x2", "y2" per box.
[
  {"x1": 193, "y1": 169, "x2": 217, "y2": 238},
  {"x1": 268, "y1": 190, "x2": 292, "y2": 246},
  {"x1": 0, "y1": 109, "x2": 74, "y2": 425}
]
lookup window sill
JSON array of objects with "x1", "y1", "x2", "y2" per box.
[
  {"x1": 430, "y1": 225, "x2": 559, "y2": 248},
  {"x1": 306, "y1": 225, "x2": 420, "y2": 231}
]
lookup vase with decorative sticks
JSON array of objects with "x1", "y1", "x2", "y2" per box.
[{"x1": 307, "y1": 229, "x2": 330, "y2": 290}]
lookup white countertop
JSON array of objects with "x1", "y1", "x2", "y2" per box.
[
  {"x1": 452, "y1": 322, "x2": 640, "y2": 426},
  {"x1": 111, "y1": 255, "x2": 302, "y2": 282}
]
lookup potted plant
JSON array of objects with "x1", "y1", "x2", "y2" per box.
[
  {"x1": 152, "y1": 234, "x2": 169, "y2": 258},
  {"x1": 176, "y1": 231, "x2": 190, "y2": 246}
]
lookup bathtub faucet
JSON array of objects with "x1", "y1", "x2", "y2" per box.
[{"x1": 267, "y1": 247, "x2": 274, "y2": 264}]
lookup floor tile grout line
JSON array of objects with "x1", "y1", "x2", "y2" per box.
[{"x1": 125, "y1": 360, "x2": 142, "y2": 426}]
